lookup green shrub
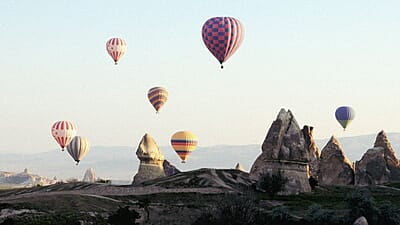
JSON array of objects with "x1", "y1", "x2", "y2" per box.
[
  {"x1": 257, "y1": 171, "x2": 288, "y2": 199},
  {"x1": 108, "y1": 206, "x2": 140, "y2": 225},
  {"x1": 377, "y1": 200, "x2": 400, "y2": 225},
  {"x1": 345, "y1": 189, "x2": 379, "y2": 225}
]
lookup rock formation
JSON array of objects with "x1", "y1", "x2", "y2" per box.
[
  {"x1": 303, "y1": 126, "x2": 320, "y2": 178},
  {"x1": 132, "y1": 133, "x2": 165, "y2": 185},
  {"x1": 318, "y1": 136, "x2": 354, "y2": 185},
  {"x1": 83, "y1": 168, "x2": 97, "y2": 183},
  {"x1": 250, "y1": 109, "x2": 319, "y2": 194},
  {"x1": 355, "y1": 131, "x2": 400, "y2": 185},
  {"x1": 0, "y1": 169, "x2": 56, "y2": 187},
  {"x1": 235, "y1": 163, "x2": 245, "y2": 172},
  {"x1": 353, "y1": 216, "x2": 368, "y2": 225},
  {"x1": 163, "y1": 160, "x2": 180, "y2": 176}
]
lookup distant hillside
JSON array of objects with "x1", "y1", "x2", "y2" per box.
[
  {"x1": 0, "y1": 133, "x2": 399, "y2": 183},
  {"x1": 0, "y1": 168, "x2": 56, "y2": 187}
]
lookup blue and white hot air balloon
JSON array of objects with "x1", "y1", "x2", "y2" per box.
[{"x1": 335, "y1": 106, "x2": 355, "y2": 130}]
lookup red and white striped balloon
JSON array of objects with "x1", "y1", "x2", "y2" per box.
[
  {"x1": 51, "y1": 121, "x2": 77, "y2": 151},
  {"x1": 106, "y1": 37, "x2": 127, "y2": 65}
]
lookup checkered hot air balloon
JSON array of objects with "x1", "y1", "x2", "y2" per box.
[
  {"x1": 67, "y1": 136, "x2": 90, "y2": 165},
  {"x1": 171, "y1": 131, "x2": 198, "y2": 163},
  {"x1": 201, "y1": 17, "x2": 244, "y2": 69},
  {"x1": 106, "y1": 37, "x2": 127, "y2": 65},
  {"x1": 335, "y1": 106, "x2": 355, "y2": 131},
  {"x1": 148, "y1": 87, "x2": 168, "y2": 113},
  {"x1": 51, "y1": 121, "x2": 77, "y2": 151}
]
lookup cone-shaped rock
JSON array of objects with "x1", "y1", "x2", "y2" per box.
[
  {"x1": 374, "y1": 131, "x2": 400, "y2": 175},
  {"x1": 83, "y1": 168, "x2": 96, "y2": 183},
  {"x1": 235, "y1": 163, "x2": 245, "y2": 172},
  {"x1": 353, "y1": 216, "x2": 368, "y2": 225},
  {"x1": 250, "y1": 109, "x2": 316, "y2": 194},
  {"x1": 318, "y1": 136, "x2": 354, "y2": 185},
  {"x1": 355, "y1": 131, "x2": 400, "y2": 185},
  {"x1": 163, "y1": 160, "x2": 180, "y2": 176},
  {"x1": 132, "y1": 133, "x2": 165, "y2": 185}
]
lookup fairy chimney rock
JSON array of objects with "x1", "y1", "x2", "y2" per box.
[
  {"x1": 132, "y1": 133, "x2": 166, "y2": 185},
  {"x1": 250, "y1": 109, "x2": 317, "y2": 194},
  {"x1": 235, "y1": 163, "x2": 245, "y2": 172},
  {"x1": 83, "y1": 168, "x2": 97, "y2": 183},
  {"x1": 318, "y1": 136, "x2": 354, "y2": 185},
  {"x1": 355, "y1": 131, "x2": 400, "y2": 185}
]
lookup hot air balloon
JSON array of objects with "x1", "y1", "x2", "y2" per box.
[
  {"x1": 106, "y1": 37, "x2": 127, "y2": 65},
  {"x1": 335, "y1": 106, "x2": 355, "y2": 130},
  {"x1": 171, "y1": 131, "x2": 198, "y2": 163},
  {"x1": 148, "y1": 87, "x2": 168, "y2": 113},
  {"x1": 66, "y1": 136, "x2": 90, "y2": 165},
  {"x1": 51, "y1": 121, "x2": 77, "y2": 151},
  {"x1": 201, "y1": 16, "x2": 244, "y2": 69}
]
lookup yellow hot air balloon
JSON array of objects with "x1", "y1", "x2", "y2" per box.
[
  {"x1": 171, "y1": 131, "x2": 198, "y2": 163},
  {"x1": 148, "y1": 87, "x2": 168, "y2": 113},
  {"x1": 66, "y1": 136, "x2": 90, "y2": 165}
]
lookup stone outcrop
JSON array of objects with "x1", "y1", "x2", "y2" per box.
[
  {"x1": 353, "y1": 216, "x2": 368, "y2": 225},
  {"x1": 163, "y1": 160, "x2": 180, "y2": 176},
  {"x1": 303, "y1": 126, "x2": 320, "y2": 178},
  {"x1": 132, "y1": 133, "x2": 166, "y2": 185},
  {"x1": 355, "y1": 131, "x2": 400, "y2": 185},
  {"x1": 83, "y1": 168, "x2": 97, "y2": 183},
  {"x1": 235, "y1": 163, "x2": 245, "y2": 172},
  {"x1": 318, "y1": 136, "x2": 354, "y2": 185},
  {"x1": 250, "y1": 109, "x2": 319, "y2": 194},
  {"x1": 0, "y1": 169, "x2": 56, "y2": 187}
]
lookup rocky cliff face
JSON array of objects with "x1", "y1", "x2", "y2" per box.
[
  {"x1": 132, "y1": 133, "x2": 166, "y2": 185},
  {"x1": 163, "y1": 160, "x2": 180, "y2": 176},
  {"x1": 82, "y1": 168, "x2": 97, "y2": 183},
  {"x1": 318, "y1": 136, "x2": 354, "y2": 185},
  {"x1": 250, "y1": 109, "x2": 318, "y2": 194},
  {"x1": 355, "y1": 131, "x2": 400, "y2": 185}
]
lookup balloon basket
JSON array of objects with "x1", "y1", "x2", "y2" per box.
[{"x1": 181, "y1": 160, "x2": 186, "y2": 163}]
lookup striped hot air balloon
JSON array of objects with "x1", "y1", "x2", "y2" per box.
[
  {"x1": 171, "y1": 131, "x2": 198, "y2": 163},
  {"x1": 335, "y1": 106, "x2": 355, "y2": 130},
  {"x1": 201, "y1": 16, "x2": 244, "y2": 69},
  {"x1": 106, "y1": 37, "x2": 127, "y2": 65},
  {"x1": 67, "y1": 136, "x2": 90, "y2": 165},
  {"x1": 51, "y1": 121, "x2": 77, "y2": 151},
  {"x1": 148, "y1": 87, "x2": 168, "y2": 113}
]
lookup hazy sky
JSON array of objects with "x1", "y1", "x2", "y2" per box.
[{"x1": 1, "y1": 0, "x2": 399, "y2": 153}]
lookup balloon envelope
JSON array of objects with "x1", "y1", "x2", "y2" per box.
[
  {"x1": 106, "y1": 38, "x2": 127, "y2": 65},
  {"x1": 67, "y1": 136, "x2": 90, "y2": 165},
  {"x1": 51, "y1": 121, "x2": 77, "y2": 150},
  {"x1": 171, "y1": 131, "x2": 198, "y2": 163},
  {"x1": 201, "y1": 17, "x2": 244, "y2": 68},
  {"x1": 335, "y1": 106, "x2": 355, "y2": 130},
  {"x1": 148, "y1": 87, "x2": 168, "y2": 113}
]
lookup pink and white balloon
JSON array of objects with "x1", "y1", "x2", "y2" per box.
[{"x1": 106, "y1": 37, "x2": 127, "y2": 65}]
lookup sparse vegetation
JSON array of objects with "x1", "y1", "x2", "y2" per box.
[
  {"x1": 108, "y1": 206, "x2": 140, "y2": 225},
  {"x1": 257, "y1": 170, "x2": 288, "y2": 199}
]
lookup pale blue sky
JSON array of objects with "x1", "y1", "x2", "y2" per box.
[{"x1": 1, "y1": 0, "x2": 399, "y2": 153}]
